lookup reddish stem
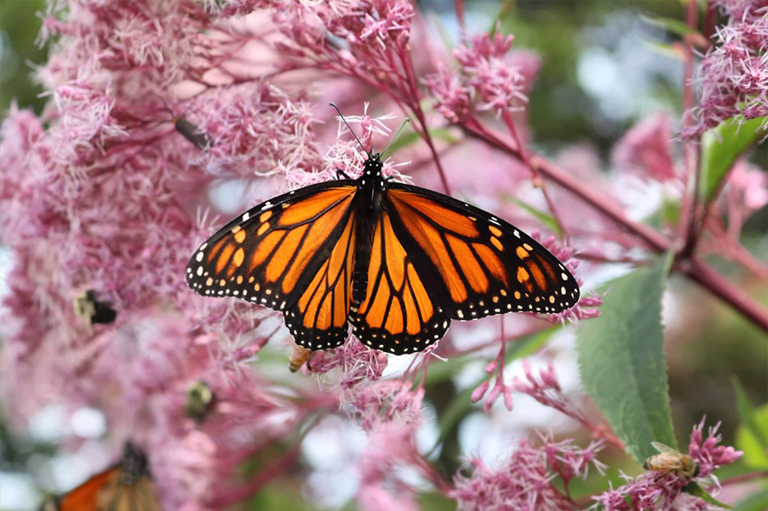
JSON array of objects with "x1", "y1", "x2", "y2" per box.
[{"x1": 460, "y1": 119, "x2": 768, "y2": 330}]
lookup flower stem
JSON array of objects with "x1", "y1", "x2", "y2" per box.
[{"x1": 460, "y1": 121, "x2": 768, "y2": 331}]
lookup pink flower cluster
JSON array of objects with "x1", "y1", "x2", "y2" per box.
[
  {"x1": 592, "y1": 419, "x2": 742, "y2": 511},
  {"x1": 452, "y1": 438, "x2": 605, "y2": 511},
  {"x1": 685, "y1": 1, "x2": 768, "y2": 136},
  {"x1": 425, "y1": 32, "x2": 540, "y2": 121}
]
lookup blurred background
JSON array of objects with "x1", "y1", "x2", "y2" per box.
[{"x1": 1, "y1": 1, "x2": 765, "y2": 510}]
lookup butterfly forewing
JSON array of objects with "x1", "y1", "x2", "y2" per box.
[
  {"x1": 385, "y1": 184, "x2": 580, "y2": 320},
  {"x1": 349, "y1": 212, "x2": 449, "y2": 354},
  {"x1": 186, "y1": 182, "x2": 358, "y2": 312},
  {"x1": 284, "y1": 211, "x2": 357, "y2": 350}
]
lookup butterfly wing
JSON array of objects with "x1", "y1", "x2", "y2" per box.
[
  {"x1": 55, "y1": 468, "x2": 117, "y2": 511},
  {"x1": 349, "y1": 210, "x2": 450, "y2": 355},
  {"x1": 186, "y1": 181, "x2": 359, "y2": 350},
  {"x1": 385, "y1": 183, "x2": 580, "y2": 320},
  {"x1": 52, "y1": 470, "x2": 161, "y2": 511},
  {"x1": 283, "y1": 204, "x2": 357, "y2": 350}
]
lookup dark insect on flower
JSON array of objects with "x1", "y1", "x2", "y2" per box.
[
  {"x1": 186, "y1": 105, "x2": 580, "y2": 356},
  {"x1": 74, "y1": 290, "x2": 117, "y2": 325},
  {"x1": 643, "y1": 441, "x2": 700, "y2": 480},
  {"x1": 38, "y1": 441, "x2": 161, "y2": 511},
  {"x1": 174, "y1": 116, "x2": 213, "y2": 150},
  {"x1": 288, "y1": 345, "x2": 313, "y2": 372},
  {"x1": 184, "y1": 380, "x2": 216, "y2": 423}
]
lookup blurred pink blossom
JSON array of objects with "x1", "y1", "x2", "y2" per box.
[
  {"x1": 452, "y1": 438, "x2": 605, "y2": 511},
  {"x1": 612, "y1": 113, "x2": 679, "y2": 183},
  {"x1": 349, "y1": 379, "x2": 424, "y2": 431}
]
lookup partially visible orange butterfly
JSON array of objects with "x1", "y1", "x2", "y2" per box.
[
  {"x1": 39, "y1": 441, "x2": 161, "y2": 511},
  {"x1": 186, "y1": 105, "x2": 580, "y2": 355}
]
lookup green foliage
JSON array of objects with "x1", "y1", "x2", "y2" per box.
[
  {"x1": 684, "y1": 482, "x2": 732, "y2": 509},
  {"x1": 640, "y1": 12, "x2": 700, "y2": 38},
  {"x1": 385, "y1": 126, "x2": 457, "y2": 156},
  {"x1": 505, "y1": 196, "x2": 563, "y2": 236},
  {"x1": 247, "y1": 481, "x2": 314, "y2": 511},
  {"x1": 0, "y1": 0, "x2": 47, "y2": 117},
  {"x1": 734, "y1": 488, "x2": 768, "y2": 511},
  {"x1": 699, "y1": 116, "x2": 768, "y2": 202},
  {"x1": 576, "y1": 256, "x2": 676, "y2": 463},
  {"x1": 733, "y1": 378, "x2": 768, "y2": 455},
  {"x1": 736, "y1": 403, "x2": 768, "y2": 469}
]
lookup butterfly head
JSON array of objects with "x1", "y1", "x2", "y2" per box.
[{"x1": 364, "y1": 151, "x2": 384, "y2": 177}]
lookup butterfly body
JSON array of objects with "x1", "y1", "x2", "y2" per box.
[{"x1": 186, "y1": 150, "x2": 580, "y2": 355}]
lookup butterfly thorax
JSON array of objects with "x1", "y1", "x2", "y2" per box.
[{"x1": 352, "y1": 152, "x2": 387, "y2": 307}]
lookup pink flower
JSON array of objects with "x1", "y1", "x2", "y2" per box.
[
  {"x1": 688, "y1": 418, "x2": 743, "y2": 479},
  {"x1": 685, "y1": 4, "x2": 768, "y2": 136},
  {"x1": 307, "y1": 337, "x2": 389, "y2": 389},
  {"x1": 356, "y1": 426, "x2": 422, "y2": 511},
  {"x1": 612, "y1": 113, "x2": 679, "y2": 183},
  {"x1": 512, "y1": 360, "x2": 588, "y2": 426},
  {"x1": 424, "y1": 31, "x2": 541, "y2": 121},
  {"x1": 452, "y1": 438, "x2": 605, "y2": 511},
  {"x1": 423, "y1": 66, "x2": 473, "y2": 123},
  {"x1": 349, "y1": 380, "x2": 423, "y2": 431},
  {"x1": 592, "y1": 417, "x2": 743, "y2": 510}
]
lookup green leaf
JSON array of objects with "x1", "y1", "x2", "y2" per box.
[
  {"x1": 386, "y1": 127, "x2": 457, "y2": 156},
  {"x1": 700, "y1": 116, "x2": 768, "y2": 202},
  {"x1": 505, "y1": 196, "x2": 563, "y2": 236},
  {"x1": 733, "y1": 378, "x2": 768, "y2": 452},
  {"x1": 576, "y1": 256, "x2": 676, "y2": 463},
  {"x1": 734, "y1": 487, "x2": 768, "y2": 511},
  {"x1": 642, "y1": 40, "x2": 684, "y2": 61},
  {"x1": 684, "y1": 482, "x2": 732, "y2": 509},
  {"x1": 736, "y1": 404, "x2": 768, "y2": 469},
  {"x1": 489, "y1": 0, "x2": 516, "y2": 36},
  {"x1": 640, "y1": 13, "x2": 700, "y2": 38}
]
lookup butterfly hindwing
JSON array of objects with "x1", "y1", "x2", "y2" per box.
[
  {"x1": 349, "y1": 212, "x2": 450, "y2": 355},
  {"x1": 186, "y1": 182, "x2": 358, "y2": 313},
  {"x1": 385, "y1": 184, "x2": 580, "y2": 320}
]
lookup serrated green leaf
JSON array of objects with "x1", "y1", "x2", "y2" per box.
[
  {"x1": 700, "y1": 116, "x2": 768, "y2": 202},
  {"x1": 734, "y1": 487, "x2": 768, "y2": 511},
  {"x1": 733, "y1": 378, "x2": 768, "y2": 451},
  {"x1": 640, "y1": 13, "x2": 699, "y2": 38},
  {"x1": 576, "y1": 256, "x2": 676, "y2": 463},
  {"x1": 505, "y1": 196, "x2": 562, "y2": 236},
  {"x1": 736, "y1": 404, "x2": 768, "y2": 469},
  {"x1": 684, "y1": 482, "x2": 732, "y2": 509}
]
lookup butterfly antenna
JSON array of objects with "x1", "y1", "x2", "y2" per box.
[
  {"x1": 329, "y1": 103, "x2": 368, "y2": 154},
  {"x1": 380, "y1": 118, "x2": 410, "y2": 157}
]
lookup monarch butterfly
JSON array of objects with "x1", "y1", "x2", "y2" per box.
[
  {"x1": 186, "y1": 106, "x2": 580, "y2": 355},
  {"x1": 39, "y1": 441, "x2": 161, "y2": 511}
]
